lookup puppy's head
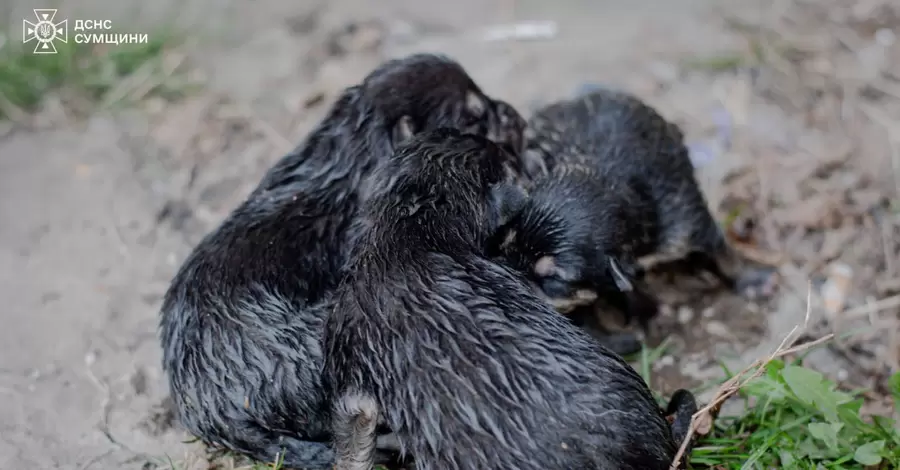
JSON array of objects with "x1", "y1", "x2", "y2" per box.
[
  {"x1": 527, "y1": 254, "x2": 599, "y2": 314},
  {"x1": 494, "y1": 231, "x2": 643, "y2": 315},
  {"x1": 487, "y1": 167, "x2": 646, "y2": 314},
  {"x1": 367, "y1": 129, "x2": 524, "y2": 247},
  {"x1": 360, "y1": 54, "x2": 526, "y2": 165},
  {"x1": 487, "y1": 193, "x2": 598, "y2": 313}
]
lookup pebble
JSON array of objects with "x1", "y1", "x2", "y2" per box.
[
  {"x1": 656, "y1": 355, "x2": 676, "y2": 367},
  {"x1": 659, "y1": 304, "x2": 675, "y2": 317},
  {"x1": 84, "y1": 351, "x2": 97, "y2": 367},
  {"x1": 677, "y1": 305, "x2": 695, "y2": 324},
  {"x1": 705, "y1": 320, "x2": 731, "y2": 339},
  {"x1": 875, "y1": 28, "x2": 895, "y2": 47}
]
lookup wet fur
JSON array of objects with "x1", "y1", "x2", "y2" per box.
[
  {"x1": 495, "y1": 89, "x2": 738, "y2": 335},
  {"x1": 664, "y1": 389, "x2": 700, "y2": 470},
  {"x1": 526, "y1": 89, "x2": 737, "y2": 281},
  {"x1": 159, "y1": 54, "x2": 527, "y2": 468},
  {"x1": 491, "y1": 163, "x2": 663, "y2": 336},
  {"x1": 323, "y1": 129, "x2": 682, "y2": 470}
]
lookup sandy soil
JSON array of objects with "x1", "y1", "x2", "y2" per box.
[{"x1": 1, "y1": 0, "x2": 898, "y2": 468}]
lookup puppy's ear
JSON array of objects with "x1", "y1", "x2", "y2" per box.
[
  {"x1": 465, "y1": 90, "x2": 487, "y2": 118},
  {"x1": 391, "y1": 115, "x2": 415, "y2": 148},
  {"x1": 487, "y1": 182, "x2": 528, "y2": 233},
  {"x1": 608, "y1": 257, "x2": 635, "y2": 292}
]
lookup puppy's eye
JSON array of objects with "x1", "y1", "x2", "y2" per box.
[{"x1": 539, "y1": 277, "x2": 573, "y2": 299}]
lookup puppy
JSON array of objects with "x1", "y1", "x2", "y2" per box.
[
  {"x1": 323, "y1": 129, "x2": 692, "y2": 470},
  {"x1": 490, "y1": 163, "x2": 662, "y2": 343},
  {"x1": 159, "y1": 54, "x2": 526, "y2": 469},
  {"x1": 494, "y1": 89, "x2": 742, "y2": 334}
]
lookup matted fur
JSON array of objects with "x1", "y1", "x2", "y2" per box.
[
  {"x1": 494, "y1": 89, "x2": 739, "y2": 336},
  {"x1": 159, "y1": 54, "x2": 527, "y2": 468},
  {"x1": 323, "y1": 129, "x2": 681, "y2": 470}
]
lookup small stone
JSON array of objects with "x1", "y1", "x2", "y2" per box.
[
  {"x1": 659, "y1": 304, "x2": 674, "y2": 317},
  {"x1": 677, "y1": 306, "x2": 694, "y2": 324},
  {"x1": 875, "y1": 28, "x2": 895, "y2": 47},
  {"x1": 656, "y1": 355, "x2": 676, "y2": 367},
  {"x1": 702, "y1": 307, "x2": 715, "y2": 319},
  {"x1": 705, "y1": 320, "x2": 731, "y2": 339},
  {"x1": 144, "y1": 97, "x2": 166, "y2": 115},
  {"x1": 84, "y1": 351, "x2": 97, "y2": 366}
]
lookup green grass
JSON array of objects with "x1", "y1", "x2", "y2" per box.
[
  {"x1": 679, "y1": 37, "x2": 772, "y2": 74},
  {"x1": 0, "y1": 24, "x2": 196, "y2": 120},
  {"x1": 689, "y1": 360, "x2": 900, "y2": 469},
  {"x1": 633, "y1": 336, "x2": 899, "y2": 469}
]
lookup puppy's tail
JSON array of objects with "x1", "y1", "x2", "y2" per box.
[
  {"x1": 331, "y1": 392, "x2": 383, "y2": 470},
  {"x1": 666, "y1": 388, "x2": 699, "y2": 468}
]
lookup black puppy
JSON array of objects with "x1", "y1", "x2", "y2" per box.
[
  {"x1": 159, "y1": 54, "x2": 527, "y2": 469},
  {"x1": 490, "y1": 163, "x2": 663, "y2": 346},
  {"x1": 493, "y1": 89, "x2": 741, "y2": 336},
  {"x1": 322, "y1": 129, "x2": 694, "y2": 470}
]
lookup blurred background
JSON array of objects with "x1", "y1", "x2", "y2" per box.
[{"x1": 1, "y1": 0, "x2": 899, "y2": 468}]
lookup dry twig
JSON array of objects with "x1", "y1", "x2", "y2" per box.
[
  {"x1": 669, "y1": 285, "x2": 834, "y2": 469},
  {"x1": 838, "y1": 293, "x2": 900, "y2": 319}
]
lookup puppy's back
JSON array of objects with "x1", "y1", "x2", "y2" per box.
[{"x1": 325, "y1": 130, "x2": 676, "y2": 470}]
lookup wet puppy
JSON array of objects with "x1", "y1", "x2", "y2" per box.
[
  {"x1": 493, "y1": 89, "x2": 742, "y2": 335},
  {"x1": 159, "y1": 54, "x2": 527, "y2": 469},
  {"x1": 323, "y1": 128, "x2": 691, "y2": 470},
  {"x1": 492, "y1": 163, "x2": 660, "y2": 328}
]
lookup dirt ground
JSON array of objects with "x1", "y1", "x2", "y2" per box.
[{"x1": 1, "y1": 0, "x2": 898, "y2": 468}]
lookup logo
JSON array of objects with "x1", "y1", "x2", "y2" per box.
[{"x1": 23, "y1": 9, "x2": 68, "y2": 54}]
